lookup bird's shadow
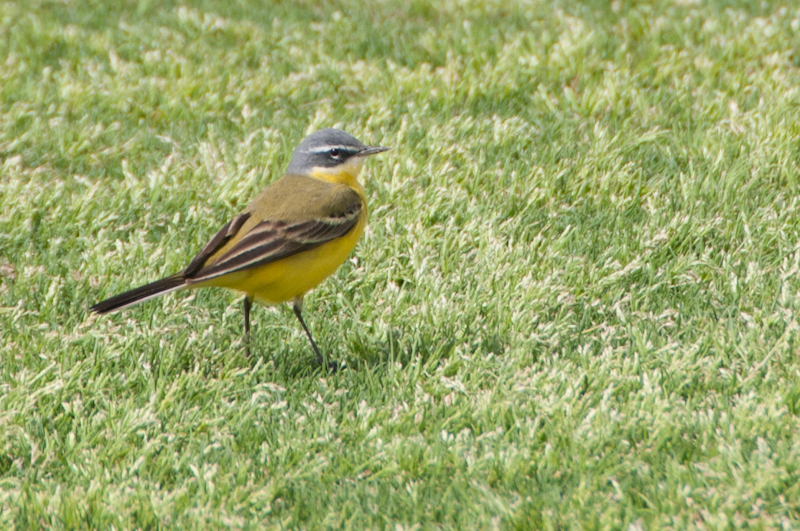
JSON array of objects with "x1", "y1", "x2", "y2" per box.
[
  {"x1": 252, "y1": 327, "x2": 459, "y2": 379},
  {"x1": 341, "y1": 328, "x2": 461, "y2": 373}
]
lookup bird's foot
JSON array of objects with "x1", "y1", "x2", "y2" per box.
[{"x1": 313, "y1": 358, "x2": 343, "y2": 374}]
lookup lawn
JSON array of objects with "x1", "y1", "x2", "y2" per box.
[{"x1": 2, "y1": 0, "x2": 800, "y2": 528}]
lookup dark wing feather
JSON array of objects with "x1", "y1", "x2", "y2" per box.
[
  {"x1": 183, "y1": 212, "x2": 252, "y2": 277},
  {"x1": 186, "y1": 201, "x2": 361, "y2": 283}
]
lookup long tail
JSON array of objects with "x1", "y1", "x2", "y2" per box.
[{"x1": 90, "y1": 274, "x2": 187, "y2": 314}]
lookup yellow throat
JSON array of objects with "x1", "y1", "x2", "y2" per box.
[{"x1": 309, "y1": 157, "x2": 366, "y2": 194}]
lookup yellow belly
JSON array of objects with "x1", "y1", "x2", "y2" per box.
[{"x1": 199, "y1": 213, "x2": 366, "y2": 304}]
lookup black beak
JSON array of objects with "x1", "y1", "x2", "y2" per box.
[{"x1": 357, "y1": 146, "x2": 390, "y2": 157}]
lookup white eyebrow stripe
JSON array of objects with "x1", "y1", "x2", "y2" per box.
[{"x1": 306, "y1": 144, "x2": 361, "y2": 154}]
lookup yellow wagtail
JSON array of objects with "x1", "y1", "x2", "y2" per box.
[{"x1": 91, "y1": 129, "x2": 388, "y2": 367}]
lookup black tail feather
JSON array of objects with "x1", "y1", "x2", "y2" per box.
[{"x1": 90, "y1": 274, "x2": 186, "y2": 314}]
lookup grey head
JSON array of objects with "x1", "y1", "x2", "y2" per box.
[{"x1": 286, "y1": 128, "x2": 389, "y2": 175}]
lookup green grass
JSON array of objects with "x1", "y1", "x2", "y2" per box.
[{"x1": 2, "y1": 0, "x2": 800, "y2": 528}]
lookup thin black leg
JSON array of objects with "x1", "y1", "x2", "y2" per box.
[
  {"x1": 243, "y1": 296, "x2": 252, "y2": 357},
  {"x1": 292, "y1": 301, "x2": 326, "y2": 367}
]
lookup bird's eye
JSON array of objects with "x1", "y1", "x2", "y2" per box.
[{"x1": 329, "y1": 148, "x2": 343, "y2": 159}]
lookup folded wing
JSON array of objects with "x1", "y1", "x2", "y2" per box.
[{"x1": 186, "y1": 198, "x2": 362, "y2": 284}]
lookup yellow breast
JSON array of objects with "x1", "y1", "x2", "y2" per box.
[{"x1": 231, "y1": 208, "x2": 367, "y2": 303}]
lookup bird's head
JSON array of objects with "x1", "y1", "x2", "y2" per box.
[{"x1": 287, "y1": 129, "x2": 389, "y2": 184}]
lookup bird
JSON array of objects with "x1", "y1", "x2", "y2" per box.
[{"x1": 91, "y1": 128, "x2": 388, "y2": 368}]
